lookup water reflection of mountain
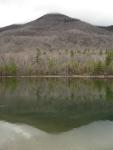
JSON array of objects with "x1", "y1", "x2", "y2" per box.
[{"x1": 0, "y1": 78, "x2": 113, "y2": 132}]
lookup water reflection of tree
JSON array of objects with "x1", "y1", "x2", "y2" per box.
[
  {"x1": 106, "y1": 83, "x2": 113, "y2": 102},
  {"x1": 1, "y1": 78, "x2": 113, "y2": 114},
  {"x1": 35, "y1": 79, "x2": 113, "y2": 113}
]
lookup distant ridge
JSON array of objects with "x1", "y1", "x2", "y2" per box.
[
  {"x1": 99, "y1": 25, "x2": 113, "y2": 32},
  {"x1": 0, "y1": 24, "x2": 22, "y2": 33}
]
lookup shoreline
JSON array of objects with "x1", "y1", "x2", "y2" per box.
[{"x1": 0, "y1": 75, "x2": 113, "y2": 79}]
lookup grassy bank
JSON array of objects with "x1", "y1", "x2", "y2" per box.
[{"x1": 0, "y1": 49, "x2": 113, "y2": 76}]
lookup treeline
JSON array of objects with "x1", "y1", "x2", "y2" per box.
[{"x1": 0, "y1": 49, "x2": 113, "y2": 76}]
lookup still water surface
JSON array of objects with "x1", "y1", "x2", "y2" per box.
[{"x1": 0, "y1": 78, "x2": 113, "y2": 150}]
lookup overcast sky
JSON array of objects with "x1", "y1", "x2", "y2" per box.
[{"x1": 0, "y1": 0, "x2": 113, "y2": 27}]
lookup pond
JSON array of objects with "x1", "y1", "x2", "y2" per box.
[{"x1": 0, "y1": 78, "x2": 113, "y2": 150}]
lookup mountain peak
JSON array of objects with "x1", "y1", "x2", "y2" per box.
[{"x1": 37, "y1": 13, "x2": 80, "y2": 22}]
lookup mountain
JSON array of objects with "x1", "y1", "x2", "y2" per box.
[{"x1": 0, "y1": 13, "x2": 113, "y2": 53}]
